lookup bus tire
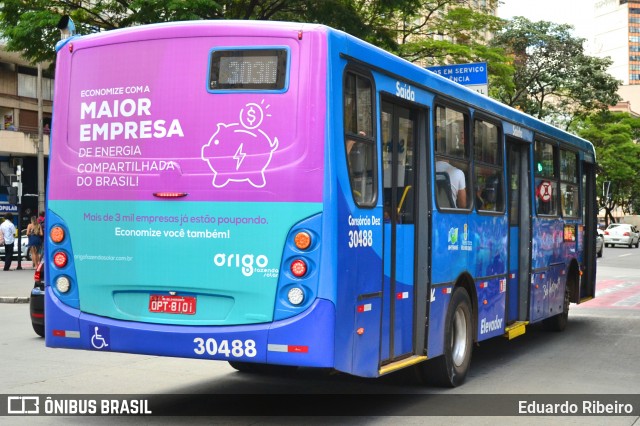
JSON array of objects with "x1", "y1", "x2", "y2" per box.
[
  {"x1": 32, "y1": 323, "x2": 44, "y2": 338},
  {"x1": 543, "y1": 277, "x2": 571, "y2": 332},
  {"x1": 417, "y1": 287, "x2": 473, "y2": 387}
]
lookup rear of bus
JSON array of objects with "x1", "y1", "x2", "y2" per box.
[{"x1": 45, "y1": 21, "x2": 332, "y2": 367}]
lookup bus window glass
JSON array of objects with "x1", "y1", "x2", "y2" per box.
[
  {"x1": 535, "y1": 140, "x2": 558, "y2": 216},
  {"x1": 435, "y1": 107, "x2": 467, "y2": 158},
  {"x1": 535, "y1": 141, "x2": 556, "y2": 178},
  {"x1": 398, "y1": 115, "x2": 415, "y2": 223},
  {"x1": 560, "y1": 150, "x2": 577, "y2": 183},
  {"x1": 475, "y1": 166, "x2": 504, "y2": 212},
  {"x1": 435, "y1": 106, "x2": 469, "y2": 209},
  {"x1": 561, "y1": 183, "x2": 579, "y2": 217},
  {"x1": 560, "y1": 149, "x2": 579, "y2": 217},
  {"x1": 474, "y1": 120, "x2": 499, "y2": 164},
  {"x1": 474, "y1": 119, "x2": 503, "y2": 212},
  {"x1": 344, "y1": 72, "x2": 376, "y2": 207}
]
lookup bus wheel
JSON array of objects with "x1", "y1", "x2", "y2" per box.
[
  {"x1": 416, "y1": 287, "x2": 473, "y2": 387},
  {"x1": 543, "y1": 277, "x2": 571, "y2": 332},
  {"x1": 228, "y1": 361, "x2": 296, "y2": 375}
]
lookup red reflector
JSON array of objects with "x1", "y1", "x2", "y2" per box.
[
  {"x1": 288, "y1": 345, "x2": 308, "y2": 353},
  {"x1": 290, "y1": 259, "x2": 307, "y2": 277},
  {"x1": 53, "y1": 330, "x2": 65, "y2": 337},
  {"x1": 153, "y1": 192, "x2": 188, "y2": 198},
  {"x1": 31, "y1": 313, "x2": 44, "y2": 319},
  {"x1": 53, "y1": 251, "x2": 68, "y2": 268}
]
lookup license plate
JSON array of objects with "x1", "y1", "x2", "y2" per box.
[{"x1": 149, "y1": 295, "x2": 196, "y2": 315}]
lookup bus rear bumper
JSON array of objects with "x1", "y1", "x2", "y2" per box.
[{"x1": 44, "y1": 288, "x2": 335, "y2": 368}]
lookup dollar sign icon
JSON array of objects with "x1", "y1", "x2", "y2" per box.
[
  {"x1": 246, "y1": 107, "x2": 257, "y2": 127},
  {"x1": 240, "y1": 103, "x2": 264, "y2": 129}
]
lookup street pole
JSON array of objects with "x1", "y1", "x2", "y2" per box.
[
  {"x1": 16, "y1": 165, "x2": 23, "y2": 270},
  {"x1": 37, "y1": 63, "x2": 45, "y2": 214}
]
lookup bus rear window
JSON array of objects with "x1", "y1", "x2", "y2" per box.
[{"x1": 209, "y1": 48, "x2": 288, "y2": 91}]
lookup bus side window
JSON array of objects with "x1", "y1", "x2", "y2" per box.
[
  {"x1": 535, "y1": 140, "x2": 559, "y2": 216},
  {"x1": 473, "y1": 119, "x2": 503, "y2": 213},
  {"x1": 435, "y1": 105, "x2": 470, "y2": 210},
  {"x1": 344, "y1": 71, "x2": 376, "y2": 207}
]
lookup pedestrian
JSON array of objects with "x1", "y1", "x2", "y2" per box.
[
  {"x1": 1, "y1": 213, "x2": 17, "y2": 271},
  {"x1": 27, "y1": 215, "x2": 43, "y2": 268}
]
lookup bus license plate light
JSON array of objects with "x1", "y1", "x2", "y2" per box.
[{"x1": 149, "y1": 295, "x2": 196, "y2": 315}]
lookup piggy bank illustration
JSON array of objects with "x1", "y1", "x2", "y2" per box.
[{"x1": 201, "y1": 106, "x2": 278, "y2": 188}]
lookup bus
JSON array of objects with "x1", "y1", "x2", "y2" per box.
[{"x1": 45, "y1": 20, "x2": 598, "y2": 387}]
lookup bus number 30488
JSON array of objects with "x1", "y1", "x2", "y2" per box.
[
  {"x1": 193, "y1": 337, "x2": 257, "y2": 358},
  {"x1": 348, "y1": 229, "x2": 373, "y2": 248}
]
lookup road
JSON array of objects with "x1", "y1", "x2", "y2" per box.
[{"x1": 1, "y1": 247, "x2": 639, "y2": 424}]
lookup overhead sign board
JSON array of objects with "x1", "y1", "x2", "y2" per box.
[{"x1": 426, "y1": 62, "x2": 488, "y2": 95}]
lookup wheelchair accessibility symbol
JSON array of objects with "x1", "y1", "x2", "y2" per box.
[{"x1": 90, "y1": 325, "x2": 110, "y2": 350}]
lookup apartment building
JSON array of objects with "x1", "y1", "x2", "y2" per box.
[{"x1": 0, "y1": 42, "x2": 52, "y2": 214}]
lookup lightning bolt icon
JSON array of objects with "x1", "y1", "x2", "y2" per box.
[{"x1": 233, "y1": 143, "x2": 246, "y2": 170}]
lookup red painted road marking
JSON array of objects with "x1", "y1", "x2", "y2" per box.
[{"x1": 575, "y1": 279, "x2": 640, "y2": 310}]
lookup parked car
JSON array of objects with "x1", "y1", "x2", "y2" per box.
[
  {"x1": 596, "y1": 229, "x2": 604, "y2": 258},
  {"x1": 0, "y1": 229, "x2": 30, "y2": 260},
  {"x1": 603, "y1": 223, "x2": 640, "y2": 248},
  {"x1": 30, "y1": 261, "x2": 45, "y2": 337}
]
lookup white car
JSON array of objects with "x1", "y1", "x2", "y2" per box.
[
  {"x1": 0, "y1": 229, "x2": 30, "y2": 260},
  {"x1": 596, "y1": 229, "x2": 604, "y2": 258},
  {"x1": 603, "y1": 223, "x2": 640, "y2": 248}
]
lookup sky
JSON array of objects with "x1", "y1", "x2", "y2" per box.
[{"x1": 497, "y1": 0, "x2": 594, "y2": 41}]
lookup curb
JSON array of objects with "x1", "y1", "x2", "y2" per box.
[{"x1": 0, "y1": 297, "x2": 30, "y2": 304}]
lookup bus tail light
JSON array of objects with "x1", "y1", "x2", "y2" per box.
[
  {"x1": 56, "y1": 276, "x2": 71, "y2": 293},
  {"x1": 51, "y1": 226, "x2": 65, "y2": 243},
  {"x1": 290, "y1": 259, "x2": 307, "y2": 277},
  {"x1": 294, "y1": 231, "x2": 312, "y2": 250},
  {"x1": 153, "y1": 192, "x2": 188, "y2": 198},
  {"x1": 53, "y1": 251, "x2": 68, "y2": 268},
  {"x1": 287, "y1": 287, "x2": 305, "y2": 305}
]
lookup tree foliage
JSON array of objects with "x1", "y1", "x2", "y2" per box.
[
  {"x1": 0, "y1": 0, "x2": 507, "y2": 69},
  {"x1": 574, "y1": 112, "x2": 640, "y2": 224},
  {"x1": 490, "y1": 17, "x2": 621, "y2": 129}
]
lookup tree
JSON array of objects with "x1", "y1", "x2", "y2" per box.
[
  {"x1": 392, "y1": 1, "x2": 503, "y2": 61},
  {"x1": 1, "y1": 0, "x2": 508, "y2": 70},
  {"x1": 490, "y1": 17, "x2": 621, "y2": 129},
  {"x1": 0, "y1": 0, "x2": 392, "y2": 65},
  {"x1": 574, "y1": 112, "x2": 640, "y2": 225}
]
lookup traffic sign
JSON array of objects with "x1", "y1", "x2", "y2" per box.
[{"x1": 426, "y1": 62, "x2": 488, "y2": 95}]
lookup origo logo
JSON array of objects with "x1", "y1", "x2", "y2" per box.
[{"x1": 213, "y1": 253, "x2": 269, "y2": 277}]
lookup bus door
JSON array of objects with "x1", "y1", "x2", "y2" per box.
[
  {"x1": 380, "y1": 100, "x2": 419, "y2": 363},
  {"x1": 579, "y1": 160, "x2": 597, "y2": 302},
  {"x1": 506, "y1": 138, "x2": 531, "y2": 322}
]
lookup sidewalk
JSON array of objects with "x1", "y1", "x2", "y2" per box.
[{"x1": 0, "y1": 261, "x2": 35, "y2": 303}]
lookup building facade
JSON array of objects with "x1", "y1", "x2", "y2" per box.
[
  {"x1": 593, "y1": 0, "x2": 640, "y2": 85},
  {"x1": 0, "y1": 42, "x2": 52, "y2": 216}
]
